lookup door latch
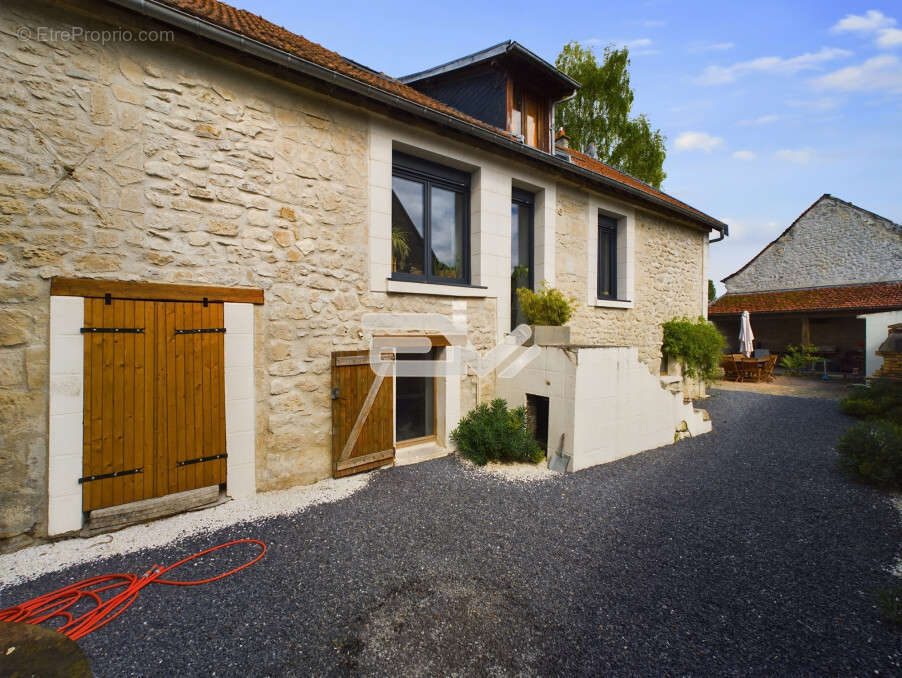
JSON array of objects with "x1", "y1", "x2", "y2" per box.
[{"x1": 331, "y1": 387, "x2": 340, "y2": 400}]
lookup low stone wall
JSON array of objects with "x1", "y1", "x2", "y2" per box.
[{"x1": 496, "y1": 345, "x2": 711, "y2": 472}]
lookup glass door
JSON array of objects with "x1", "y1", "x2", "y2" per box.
[
  {"x1": 395, "y1": 348, "x2": 436, "y2": 443},
  {"x1": 511, "y1": 189, "x2": 534, "y2": 330}
]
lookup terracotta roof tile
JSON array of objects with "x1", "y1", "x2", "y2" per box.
[
  {"x1": 152, "y1": 0, "x2": 722, "y2": 230},
  {"x1": 708, "y1": 282, "x2": 902, "y2": 315},
  {"x1": 566, "y1": 148, "x2": 715, "y2": 223}
]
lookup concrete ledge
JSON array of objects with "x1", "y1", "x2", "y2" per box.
[{"x1": 83, "y1": 486, "x2": 222, "y2": 535}]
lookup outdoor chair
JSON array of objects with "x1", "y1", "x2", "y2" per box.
[
  {"x1": 721, "y1": 355, "x2": 740, "y2": 381},
  {"x1": 762, "y1": 354, "x2": 778, "y2": 382}
]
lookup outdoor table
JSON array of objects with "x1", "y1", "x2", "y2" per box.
[{"x1": 737, "y1": 357, "x2": 768, "y2": 382}]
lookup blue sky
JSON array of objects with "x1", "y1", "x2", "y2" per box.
[{"x1": 238, "y1": 1, "x2": 902, "y2": 292}]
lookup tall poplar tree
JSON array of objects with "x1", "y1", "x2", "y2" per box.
[{"x1": 555, "y1": 42, "x2": 667, "y2": 189}]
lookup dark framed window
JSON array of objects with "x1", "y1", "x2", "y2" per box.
[
  {"x1": 597, "y1": 214, "x2": 618, "y2": 300},
  {"x1": 391, "y1": 152, "x2": 470, "y2": 285},
  {"x1": 511, "y1": 188, "x2": 534, "y2": 329}
]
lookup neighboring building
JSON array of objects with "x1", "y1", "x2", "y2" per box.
[
  {"x1": 0, "y1": 0, "x2": 725, "y2": 549},
  {"x1": 709, "y1": 195, "x2": 902, "y2": 375}
]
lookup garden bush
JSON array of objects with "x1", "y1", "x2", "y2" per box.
[
  {"x1": 515, "y1": 283, "x2": 576, "y2": 326},
  {"x1": 840, "y1": 397, "x2": 889, "y2": 419},
  {"x1": 451, "y1": 398, "x2": 544, "y2": 466},
  {"x1": 661, "y1": 316, "x2": 726, "y2": 381},
  {"x1": 836, "y1": 420, "x2": 902, "y2": 487},
  {"x1": 779, "y1": 344, "x2": 821, "y2": 375},
  {"x1": 839, "y1": 379, "x2": 902, "y2": 420}
]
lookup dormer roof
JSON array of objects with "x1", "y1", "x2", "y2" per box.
[{"x1": 399, "y1": 41, "x2": 580, "y2": 101}]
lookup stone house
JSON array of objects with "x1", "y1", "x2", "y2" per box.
[
  {"x1": 0, "y1": 0, "x2": 726, "y2": 550},
  {"x1": 709, "y1": 194, "x2": 902, "y2": 376}
]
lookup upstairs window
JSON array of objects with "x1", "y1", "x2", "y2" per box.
[
  {"x1": 597, "y1": 214, "x2": 618, "y2": 299},
  {"x1": 510, "y1": 85, "x2": 544, "y2": 150},
  {"x1": 391, "y1": 153, "x2": 470, "y2": 285}
]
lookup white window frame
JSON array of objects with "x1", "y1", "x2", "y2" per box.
[{"x1": 586, "y1": 195, "x2": 635, "y2": 309}]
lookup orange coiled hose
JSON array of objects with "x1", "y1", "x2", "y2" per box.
[{"x1": 0, "y1": 538, "x2": 266, "y2": 640}]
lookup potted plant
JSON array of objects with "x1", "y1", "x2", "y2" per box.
[{"x1": 515, "y1": 282, "x2": 577, "y2": 346}]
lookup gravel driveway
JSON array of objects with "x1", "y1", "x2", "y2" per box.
[{"x1": 4, "y1": 390, "x2": 901, "y2": 676}]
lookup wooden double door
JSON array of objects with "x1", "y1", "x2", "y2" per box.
[{"x1": 81, "y1": 297, "x2": 226, "y2": 511}]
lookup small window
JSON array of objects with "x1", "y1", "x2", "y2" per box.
[
  {"x1": 597, "y1": 214, "x2": 617, "y2": 299},
  {"x1": 392, "y1": 152, "x2": 470, "y2": 285},
  {"x1": 511, "y1": 188, "x2": 534, "y2": 329}
]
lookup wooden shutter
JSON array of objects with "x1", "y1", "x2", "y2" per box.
[
  {"x1": 331, "y1": 351, "x2": 394, "y2": 478},
  {"x1": 82, "y1": 298, "x2": 156, "y2": 511},
  {"x1": 82, "y1": 298, "x2": 226, "y2": 511}
]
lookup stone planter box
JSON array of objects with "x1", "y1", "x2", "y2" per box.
[{"x1": 528, "y1": 325, "x2": 571, "y2": 346}]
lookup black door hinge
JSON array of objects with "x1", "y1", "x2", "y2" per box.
[
  {"x1": 174, "y1": 328, "x2": 226, "y2": 335},
  {"x1": 176, "y1": 453, "x2": 228, "y2": 467},
  {"x1": 79, "y1": 467, "x2": 143, "y2": 483}
]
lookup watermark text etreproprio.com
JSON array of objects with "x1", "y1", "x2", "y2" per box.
[{"x1": 16, "y1": 25, "x2": 175, "y2": 45}]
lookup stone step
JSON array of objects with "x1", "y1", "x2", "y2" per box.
[
  {"x1": 82, "y1": 485, "x2": 223, "y2": 536},
  {"x1": 394, "y1": 441, "x2": 449, "y2": 467}
]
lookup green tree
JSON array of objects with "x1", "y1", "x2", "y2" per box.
[
  {"x1": 708, "y1": 279, "x2": 717, "y2": 303},
  {"x1": 555, "y1": 42, "x2": 667, "y2": 188}
]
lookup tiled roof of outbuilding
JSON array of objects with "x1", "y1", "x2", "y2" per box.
[
  {"x1": 137, "y1": 0, "x2": 726, "y2": 232},
  {"x1": 708, "y1": 281, "x2": 902, "y2": 315}
]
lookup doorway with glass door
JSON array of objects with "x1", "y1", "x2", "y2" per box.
[
  {"x1": 511, "y1": 188, "x2": 535, "y2": 330},
  {"x1": 395, "y1": 347, "x2": 437, "y2": 445}
]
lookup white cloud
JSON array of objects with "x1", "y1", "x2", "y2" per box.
[
  {"x1": 832, "y1": 10, "x2": 902, "y2": 50},
  {"x1": 584, "y1": 37, "x2": 659, "y2": 55},
  {"x1": 877, "y1": 27, "x2": 902, "y2": 48},
  {"x1": 775, "y1": 148, "x2": 813, "y2": 164},
  {"x1": 731, "y1": 150, "x2": 757, "y2": 160},
  {"x1": 787, "y1": 96, "x2": 841, "y2": 111},
  {"x1": 695, "y1": 47, "x2": 852, "y2": 85},
  {"x1": 814, "y1": 54, "x2": 902, "y2": 93},
  {"x1": 737, "y1": 114, "x2": 780, "y2": 126},
  {"x1": 674, "y1": 131, "x2": 725, "y2": 152},
  {"x1": 831, "y1": 10, "x2": 895, "y2": 34},
  {"x1": 689, "y1": 42, "x2": 735, "y2": 53},
  {"x1": 642, "y1": 20, "x2": 667, "y2": 28}
]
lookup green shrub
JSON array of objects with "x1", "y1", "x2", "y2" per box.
[
  {"x1": 836, "y1": 420, "x2": 902, "y2": 487},
  {"x1": 661, "y1": 316, "x2": 727, "y2": 382},
  {"x1": 778, "y1": 344, "x2": 821, "y2": 375},
  {"x1": 840, "y1": 397, "x2": 888, "y2": 419},
  {"x1": 451, "y1": 398, "x2": 544, "y2": 466},
  {"x1": 840, "y1": 379, "x2": 902, "y2": 420},
  {"x1": 515, "y1": 283, "x2": 576, "y2": 326}
]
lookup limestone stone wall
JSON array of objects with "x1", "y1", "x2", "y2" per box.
[
  {"x1": 555, "y1": 185, "x2": 707, "y2": 372},
  {"x1": 0, "y1": 0, "x2": 492, "y2": 546},
  {"x1": 725, "y1": 195, "x2": 902, "y2": 294}
]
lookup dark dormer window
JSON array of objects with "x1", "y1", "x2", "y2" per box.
[{"x1": 399, "y1": 42, "x2": 579, "y2": 155}]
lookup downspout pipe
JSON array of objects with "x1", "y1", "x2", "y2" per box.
[{"x1": 107, "y1": 0, "x2": 727, "y2": 238}]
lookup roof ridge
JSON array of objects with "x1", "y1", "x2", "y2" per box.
[
  {"x1": 133, "y1": 0, "x2": 723, "y2": 231},
  {"x1": 718, "y1": 280, "x2": 902, "y2": 296}
]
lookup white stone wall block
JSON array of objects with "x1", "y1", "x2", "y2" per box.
[
  {"x1": 226, "y1": 397, "x2": 255, "y2": 434},
  {"x1": 47, "y1": 453, "x2": 82, "y2": 499},
  {"x1": 49, "y1": 412, "x2": 83, "y2": 458},
  {"x1": 224, "y1": 333, "x2": 254, "y2": 368},
  {"x1": 48, "y1": 495, "x2": 83, "y2": 536},
  {"x1": 226, "y1": 462, "x2": 256, "y2": 499}
]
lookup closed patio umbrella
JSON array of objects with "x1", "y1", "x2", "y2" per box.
[{"x1": 739, "y1": 310, "x2": 755, "y2": 358}]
